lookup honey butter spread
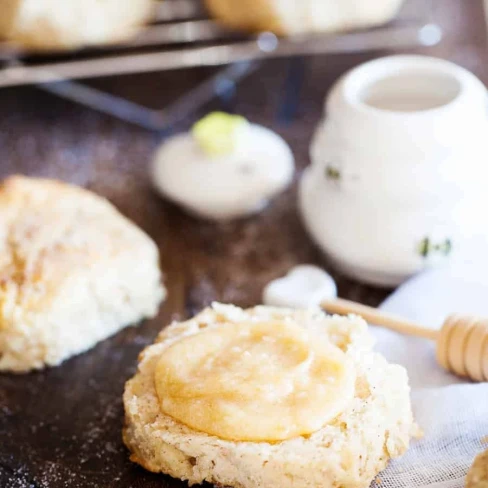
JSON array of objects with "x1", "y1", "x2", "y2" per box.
[
  {"x1": 154, "y1": 320, "x2": 356, "y2": 441},
  {"x1": 123, "y1": 304, "x2": 418, "y2": 488}
]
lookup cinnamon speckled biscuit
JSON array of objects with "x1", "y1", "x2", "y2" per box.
[
  {"x1": 0, "y1": 0, "x2": 155, "y2": 51},
  {"x1": 123, "y1": 303, "x2": 418, "y2": 488},
  {"x1": 0, "y1": 175, "x2": 165, "y2": 372},
  {"x1": 467, "y1": 449, "x2": 488, "y2": 488}
]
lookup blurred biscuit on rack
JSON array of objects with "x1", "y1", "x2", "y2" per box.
[
  {"x1": 0, "y1": 0, "x2": 155, "y2": 51},
  {"x1": 0, "y1": 175, "x2": 165, "y2": 372},
  {"x1": 204, "y1": 0, "x2": 404, "y2": 36}
]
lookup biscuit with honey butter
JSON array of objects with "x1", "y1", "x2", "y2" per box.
[{"x1": 123, "y1": 303, "x2": 418, "y2": 488}]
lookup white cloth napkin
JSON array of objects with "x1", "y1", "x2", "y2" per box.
[{"x1": 372, "y1": 258, "x2": 488, "y2": 487}]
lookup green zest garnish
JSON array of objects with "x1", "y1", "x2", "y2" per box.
[{"x1": 192, "y1": 112, "x2": 249, "y2": 157}]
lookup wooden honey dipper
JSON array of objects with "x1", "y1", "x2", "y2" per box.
[{"x1": 322, "y1": 298, "x2": 488, "y2": 382}]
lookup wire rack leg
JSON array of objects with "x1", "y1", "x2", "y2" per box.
[
  {"x1": 37, "y1": 60, "x2": 261, "y2": 132},
  {"x1": 277, "y1": 56, "x2": 306, "y2": 125}
]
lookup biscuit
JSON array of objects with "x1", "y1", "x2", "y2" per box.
[
  {"x1": 467, "y1": 449, "x2": 488, "y2": 488},
  {"x1": 0, "y1": 0, "x2": 155, "y2": 51},
  {"x1": 0, "y1": 175, "x2": 165, "y2": 372},
  {"x1": 204, "y1": 0, "x2": 404, "y2": 36},
  {"x1": 123, "y1": 303, "x2": 418, "y2": 488}
]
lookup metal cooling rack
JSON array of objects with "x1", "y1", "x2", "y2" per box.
[{"x1": 0, "y1": 0, "x2": 443, "y2": 131}]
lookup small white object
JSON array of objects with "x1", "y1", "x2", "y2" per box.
[
  {"x1": 300, "y1": 55, "x2": 488, "y2": 286},
  {"x1": 263, "y1": 265, "x2": 337, "y2": 308},
  {"x1": 151, "y1": 117, "x2": 294, "y2": 221}
]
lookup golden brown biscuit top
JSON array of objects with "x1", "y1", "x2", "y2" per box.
[{"x1": 0, "y1": 175, "x2": 154, "y2": 315}]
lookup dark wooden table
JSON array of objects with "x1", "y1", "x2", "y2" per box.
[{"x1": 1, "y1": 2, "x2": 487, "y2": 486}]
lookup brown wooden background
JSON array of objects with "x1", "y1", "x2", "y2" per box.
[{"x1": 0, "y1": 1, "x2": 487, "y2": 486}]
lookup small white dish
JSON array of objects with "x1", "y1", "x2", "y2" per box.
[{"x1": 151, "y1": 112, "x2": 294, "y2": 221}]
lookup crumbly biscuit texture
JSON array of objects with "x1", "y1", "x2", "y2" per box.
[
  {"x1": 0, "y1": 0, "x2": 154, "y2": 50},
  {"x1": 0, "y1": 175, "x2": 165, "y2": 372},
  {"x1": 467, "y1": 449, "x2": 488, "y2": 488},
  {"x1": 123, "y1": 303, "x2": 418, "y2": 488}
]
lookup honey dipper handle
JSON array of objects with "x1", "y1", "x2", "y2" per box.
[{"x1": 321, "y1": 298, "x2": 439, "y2": 341}]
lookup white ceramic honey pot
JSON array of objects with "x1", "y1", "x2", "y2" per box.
[{"x1": 300, "y1": 55, "x2": 488, "y2": 286}]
